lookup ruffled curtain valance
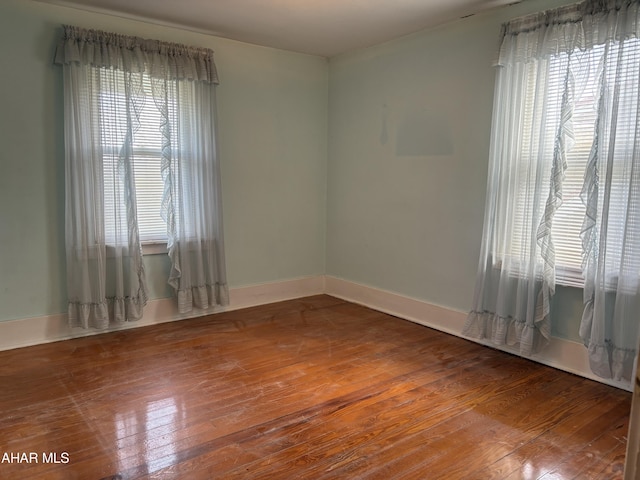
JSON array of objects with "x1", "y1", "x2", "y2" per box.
[
  {"x1": 54, "y1": 25, "x2": 219, "y2": 83},
  {"x1": 497, "y1": 0, "x2": 640, "y2": 66}
]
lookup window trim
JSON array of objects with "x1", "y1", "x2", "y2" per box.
[{"x1": 142, "y1": 242, "x2": 168, "y2": 255}]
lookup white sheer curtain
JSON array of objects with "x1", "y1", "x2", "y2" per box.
[
  {"x1": 151, "y1": 75, "x2": 229, "y2": 313},
  {"x1": 579, "y1": 6, "x2": 640, "y2": 380},
  {"x1": 464, "y1": 0, "x2": 640, "y2": 377},
  {"x1": 55, "y1": 26, "x2": 228, "y2": 326}
]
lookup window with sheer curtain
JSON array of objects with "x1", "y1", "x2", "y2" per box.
[
  {"x1": 56, "y1": 25, "x2": 229, "y2": 329},
  {"x1": 506, "y1": 40, "x2": 639, "y2": 289},
  {"x1": 464, "y1": 0, "x2": 640, "y2": 382},
  {"x1": 100, "y1": 71, "x2": 167, "y2": 245}
]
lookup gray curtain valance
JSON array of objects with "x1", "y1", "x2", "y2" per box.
[
  {"x1": 496, "y1": 0, "x2": 640, "y2": 65},
  {"x1": 54, "y1": 25, "x2": 219, "y2": 84}
]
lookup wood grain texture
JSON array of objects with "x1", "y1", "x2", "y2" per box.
[{"x1": 0, "y1": 295, "x2": 631, "y2": 479}]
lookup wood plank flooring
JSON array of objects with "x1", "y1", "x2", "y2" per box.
[{"x1": 0, "y1": 295, "x2": 631, "y2": 479}]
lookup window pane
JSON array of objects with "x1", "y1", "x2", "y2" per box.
[
  {"x1": 505, "y1": 39, "x2": 640, "y2": 287},
  {"x1": 99, "y1": 70, "x2": 167, "y2": 244}
]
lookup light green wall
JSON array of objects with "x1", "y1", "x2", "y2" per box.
[
  {"x1": 0, "y1": 0, "x2": 327, "y2": 322},
  {"x1": 0, "y1": 0, "x2": 586, "y2": 344},
  {"x1": 326, "y1": 0, "x2": 583, "y2": 342}
]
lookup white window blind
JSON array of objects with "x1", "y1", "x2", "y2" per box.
[
  {"x1": 507, "y1": 38, "x2": 640, "y2": 288},
  {"x1": 98, "y1": 70, "x2": 167, "y2": 245},
  {"x1": 550, "y1": 48, "x2": 599, "y2": 287}
]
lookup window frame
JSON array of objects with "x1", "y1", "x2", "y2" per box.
[{"x1": 98, "y1": 69, "x2": 169, "y2": 251}]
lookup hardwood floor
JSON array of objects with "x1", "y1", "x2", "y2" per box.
[{"x1": 0, "y1": 295, "x2": 631, "y2": 479}]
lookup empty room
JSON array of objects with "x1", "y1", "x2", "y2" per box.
[{"x1": 1, "y1": 0, "x2": 639, "y2": 478}]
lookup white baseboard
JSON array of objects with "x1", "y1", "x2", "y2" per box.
[
  {"x1": 0, "y1": 275, "x2": 325, "y2": 352},
  {"x1": 325, "y1": 276, "x2": 632, "y2": 392},
  {"x1": 0, "y1": 273, "x2": 631, "y2": 391}
]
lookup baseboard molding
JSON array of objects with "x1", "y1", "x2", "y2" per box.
[
  {"x1": 0, "y1": 275, "x2": 325, "y2": 352},
  {"x1": 325, "y1": 276, "x2": 632, "y2": 392},
  {"x1": 1, "y1": 273, "x2": 632, "y2": 391}
]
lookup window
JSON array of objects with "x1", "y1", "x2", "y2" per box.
[
  {"x1": 465, "y1": 1, "x2": 640, "y2": 378},
  {"x1": 99, "y1": 70, "x2": 167, "y2": 245},
  {"x1": 58, "y1": 25, "x2": 228, "y2": 326},
  {"x1": 505, "y1": 39, "x2": 640, "y2": 288}
]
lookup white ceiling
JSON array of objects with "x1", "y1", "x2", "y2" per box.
[{"x1": 38, "y1": 0, "x2": 520, "y2": 57}]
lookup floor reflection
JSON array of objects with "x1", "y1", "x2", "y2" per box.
[{"x1": 114, "y1": 396, "x2": 183, "y2": 474}]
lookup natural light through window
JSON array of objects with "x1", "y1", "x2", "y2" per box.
[
  {"x1": 99, "y1": 70, "x2": 168, "y2": 245},
  {"x1": 506, "y1": 40, "x2": 639, "y2": 288}
]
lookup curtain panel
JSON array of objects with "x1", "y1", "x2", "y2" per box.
[
  {"x1": 56, "y1": 25, "x2": 228, "y2": 327},
  {"x1": 464, "y1": 0, "x2": 640, "y2": 380}
]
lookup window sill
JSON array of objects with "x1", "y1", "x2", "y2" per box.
[
  {"x1": 492, "y1": 260, "x2": 584, "y2": 289},
  {"x1": 142, "y1": 242, "x2": 168, "y2": 255}
]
